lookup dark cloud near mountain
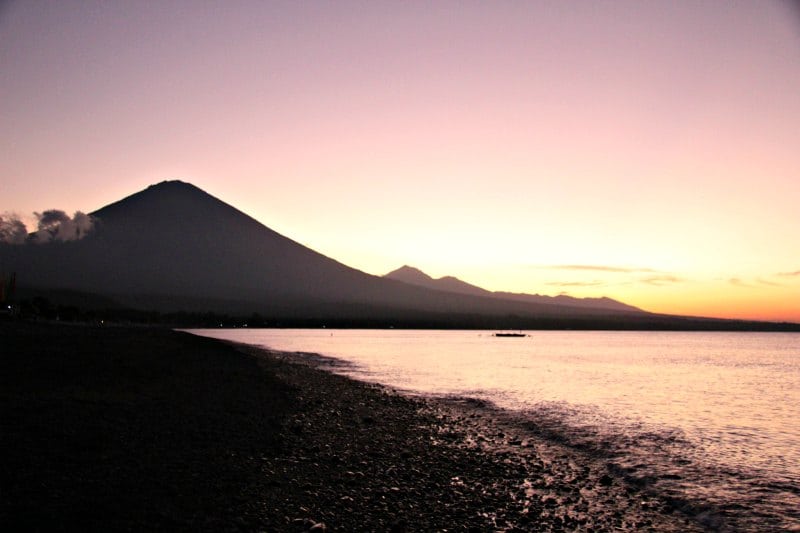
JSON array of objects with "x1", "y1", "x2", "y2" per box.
[
  {"x1": 0, "y1": 213, "x2": 28, "y2": 244},
  {"x1": 37, "y1": 210, "x2": 70, "y2": 227},
  {"x1": 0, "y1": 210, "x2": 95, "y2": 244},
  {"x1": 32, "y1": 210, "x2": 95, "y2": 243}
]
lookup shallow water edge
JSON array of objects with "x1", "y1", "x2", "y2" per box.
[
  {"x1": 230, "y1": 341, "x2": 748, "y2": 531},
  {"x1": 192, "y1": 328, "x2": 800, "y2": 531}
]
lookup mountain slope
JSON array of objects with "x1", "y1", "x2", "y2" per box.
[{"x1": 384, "y1": 265, "x2": 641, "y2": 313}]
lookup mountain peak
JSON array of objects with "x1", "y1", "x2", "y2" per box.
[
  {"x1": 384, "y1": 265, "x2": 434, "y2": 284},
  {"x1": 91, "y1": 180, "x2": 234, "y2": 225},
  {"x1": 136, "y1": 180, "x2": 212, "y2": 202},
  {"x1": 146, "y1": 179, "x2": 200, "y2": 191},
  {"x1": 384, "y1": 266, "x2": 490, "y2": 297}
]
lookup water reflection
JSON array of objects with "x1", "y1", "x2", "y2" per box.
[{"x1": 190, "y1": 329, "x2": 800, "y2": 528}]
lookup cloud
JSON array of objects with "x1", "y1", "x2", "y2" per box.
[
  {"x1": 640, "y1": 275, "x2": 684, "y2": 286},
  {"x1": 757, "y1": 278, "x2": 784, "y2": 288},
  {"x1": 37, "y1": 209, "x2": 71, "y2": 229},
  {"x1": 0, "y1": 213, "x2": 28, "y2": 244},
  {"x1": 1, "y1": 209, "x2": 96, "y2": 244},
  {"x1": 545, "y1": 280, "x2": 607, "y2": 287},
  {"x1": 32, "y1": 210, "x2": 95, "y2": 243},
  {"x1": 537, "y1": 265, "x2": 683, "y2": 289},
  {"x1": 537, "y1": 264, "x2": 657, "y2": 274},
  {"x1": 726, "y1": 277, "x2": 785, "y2": 288},
  {"x1": 544, "y1": 273, "x2": 685, "y2": 287},
  {"x1": 777, "y1": 270, "x2": 800, "y2": 277},
  {"x1": 728, "y1": 277, "x2": 788, "y2": 289}
]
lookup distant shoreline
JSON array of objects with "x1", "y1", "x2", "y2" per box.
[{"x1": 6, "y1": 287, "x2": 800, "y2": 332}]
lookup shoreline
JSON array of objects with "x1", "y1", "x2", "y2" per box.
[
  {"x1": 2, "y1": 321, "x2": 708, "y2": 531},
  {"x1": 238, "y1": 343, "x2": 717, "y2": 532}
]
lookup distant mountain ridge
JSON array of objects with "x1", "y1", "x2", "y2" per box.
[
  {"x1": 384, "y1": 266, "x2": 491, "y2": 298},
  {"x1": 384, "y1": 266, "x2": 642, "y2": 313}
]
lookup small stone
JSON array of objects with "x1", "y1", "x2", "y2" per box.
[{"x1": 389, "y1": 519, "x2": 408, "y2": 532}]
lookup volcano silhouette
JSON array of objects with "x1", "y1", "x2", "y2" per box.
[{"x1": 3, "y1": 181, "x2": 655, "y2": 324}]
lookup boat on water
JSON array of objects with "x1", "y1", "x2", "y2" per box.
[{"x1": 494, "y1": 332, "x2": 527, "y2": 338}]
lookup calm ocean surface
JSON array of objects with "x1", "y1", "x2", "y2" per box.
[{"x1": 189, "y1": 329, "x2": 800, "y2": 530}]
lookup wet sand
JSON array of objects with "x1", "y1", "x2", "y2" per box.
[{"x1": 1, "y1": 322, "x2": 706, "y2": 531}]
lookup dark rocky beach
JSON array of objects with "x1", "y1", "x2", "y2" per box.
[{"x1": 1, "y1": 322, "x2": 707, "y2": 531}]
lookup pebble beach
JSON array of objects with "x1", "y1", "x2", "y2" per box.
[{"x1": 1, "y1": 322, "x2": 708, "y2": 531}]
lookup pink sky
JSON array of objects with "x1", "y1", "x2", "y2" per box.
[{"x1": 2, "y1": 1, "x2": 799, "y2": 321}]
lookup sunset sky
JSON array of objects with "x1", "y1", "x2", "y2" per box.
[{"x1": 1, "y1": 1, "x2": 799, "y2": 322}]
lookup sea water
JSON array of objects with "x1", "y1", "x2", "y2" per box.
[{"x1": 189, "y1": 329, "x2": 800, "y2": 530}]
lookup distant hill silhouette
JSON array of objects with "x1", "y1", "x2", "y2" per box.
[
  {"x1": 2, "y1": 181, "x2": 797, "y2": 330},
  {"x1": 384, "y1": 265, "x2": 641, "y2": 313},
  {"x1": 385, "y1": 266, "x2": 492, "y2": 297}
]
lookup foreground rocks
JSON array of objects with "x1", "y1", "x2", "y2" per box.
[{"x1": 1, "y1": 322, "x2": 705, "y2": 531}]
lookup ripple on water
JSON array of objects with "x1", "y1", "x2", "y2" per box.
[
  {"x1": 190, "y1": 329, "x2": 800, "y2": 531},
  {"x1": 493, "y1": 400, "x2": 800, "y2": 531}
]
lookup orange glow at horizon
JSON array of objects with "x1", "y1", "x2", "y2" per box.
[{"x1": 625, "y1": 285, "x2": 800, "y2": 323}]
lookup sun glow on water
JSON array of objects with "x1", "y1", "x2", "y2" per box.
[{"x1": 192, "y1": 328, "x2": 800, "y2": 528}]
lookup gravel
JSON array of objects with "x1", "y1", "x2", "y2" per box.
[{"x1": 1, "y1": 322, "x2": 706, "y2": 531}]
